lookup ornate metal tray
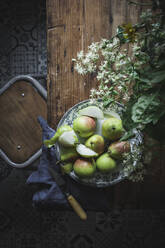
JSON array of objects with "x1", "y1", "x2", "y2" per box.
[
  {"x1": 56, "y1": 99, "x2": 143, "y2": 188},
  {"x1": 0, "y1": 75, "x2": 47, "y2": 168}
]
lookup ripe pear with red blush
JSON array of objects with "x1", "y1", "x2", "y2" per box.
[
  {"x1": 73, "y1": 116, "x2": 96, "y2": 138},
  {"x1": 73, "y1": 158, "x2": 96, "y2": 178},
  {"x1": 108, "y1": 141, "x2": 130, "y2": 160}
]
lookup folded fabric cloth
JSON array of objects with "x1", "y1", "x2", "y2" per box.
[{"x1": 27, "y1": 116, "x2": 111, "y2": 211}]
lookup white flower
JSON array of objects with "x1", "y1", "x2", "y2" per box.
[
  {"x1": 88, "y1": 42, "x2": 100, "y2": 52},
  {"x1": 103, "y1": 85, "x2": 108, "y2": 91},
  {"x1": 99, "y1": 64, "x2": 105, "y2": 71},
  {"x1": 117, "y1": 85, "x2": 123, "y2": 91},
  {"x1": 123, "y1": 94, "x2": 130, "y2": 101},
  {"x1": 104, "y1": 79, "x2": 110, "y2": 84},
  {"x1": 87, "y1": 63, "x2": 96, "y2": 73},
  {"x1": 115, "y1": 63, "x2": 121, "y2": 70},
  {"x1": 86, "y1": 51, "x2": 99, "y2": 61},
  {"x1": 117, "y1": 53, "x2": 126, "y2": 60},
  {"x1": 90, "y1": 88, "x2": 96, "y2": 94},
  {"x1": 77, "y1": 50, "x2": 84, "y2": 60},
  {"x1": 82, "y1": 57, "x2": 90, "y2": 65},
  {"x1": 90, "y1": 88, "x2": 97, "y2": 98},
  {"x1": 105, "y1": 43, "x2": 114, "y2": 51},
  {"x1": 97, "y1": 70, "x2": 109, "y2": 80},
  {"x1": 74, "y1": 63, "x2": 86, "y2": 75},
  {"x1": 112, "y1": 37, "x2": 120, "y2": 46},
  {"x1": 99, "y1": 39, "x2": 109, "y2": 48},
  {"x1": 132, "y1": 44, "x2": 141, "y2": 53}
]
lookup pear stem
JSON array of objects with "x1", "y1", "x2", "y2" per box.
[
  {"x1": 107, "y1": 150, "x2": 112, "y2": 156},
  {"x1": 91, "y1": 158, "x2": 96, "y2": 167},
  {"x1": 75, "y1": 141, "x2": 80, "y2": 145}
]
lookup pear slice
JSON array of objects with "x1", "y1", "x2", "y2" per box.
[
  {"x1": 44, "y1": 124, "x2": 72, "y2": 148},
  {"x1": 76, "y1": 144, "x2": 98, "y2": 158},
  {"x1": 103, "y1": 110, "x2": 121, "y2": 120},
  {"x1": 58, "y1": 130, "x2": 78, "y2": 147},
  {"x1": 79, "y1": 106, "x2": 104, "y2": 119}
]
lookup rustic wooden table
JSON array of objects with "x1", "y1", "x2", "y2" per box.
[{"x1": 46, "y1": 0, "x2": 165, "y2": 209}]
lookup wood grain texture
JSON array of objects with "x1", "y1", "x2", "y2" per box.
[
  {"x1": 47, "y1": 0, "x2": 111, "y2": 127},
  {"x1": 46, "y1": 0, "x2": 165, "y2": 209},
  {"x1": 0, "y1": 81, "x2": 47, "y2": 163}
]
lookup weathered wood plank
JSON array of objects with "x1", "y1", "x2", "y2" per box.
[{"x1": 47, "y1": 0, "x2": 116, "y2": 127}]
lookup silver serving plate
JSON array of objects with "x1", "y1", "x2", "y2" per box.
[{"x1": 56, "y1": 99, "x2": 143, "y2": 188}]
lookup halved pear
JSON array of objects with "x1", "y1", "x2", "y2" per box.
[
  {"x1": 58, "y1": 130, "x2": 78, "y2": 147},
  {"x1": 44, "y1": 125, "x2": 72, "y2": 148},
  {"x1": 103, "y1": 110, "x2": 121, "y2": 120},
  {"x1": 76, "y1": 144, "x2": 98, "y2": 158},
  {"x1": 79, "y1": 106, "x2": 104, "y2": 119}
]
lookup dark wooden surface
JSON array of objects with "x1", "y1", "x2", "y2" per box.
[
  {"x1": 0, "y1": 2, "x2": 165, "y2": 248},
  {"x1": 0, "y1": 80, "x2": 47, "y2": 163},
  {"x1": 46, "y1": 0, "x2": 165, "y2": 208},
  {"x1": 46, "y1": 0, "x2": 146, "y2": 128}
]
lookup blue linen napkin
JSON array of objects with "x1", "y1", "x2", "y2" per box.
[{"x1": 27, "y1": 116, "x2": 111, "y2": 211}]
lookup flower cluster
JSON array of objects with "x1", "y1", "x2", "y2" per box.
[
  {"x1": 72, "y1": 42, "x2": 101, "y2": 75},
  {"x1": 73, "y1": 34, "x2": 150, "y2": 107}
]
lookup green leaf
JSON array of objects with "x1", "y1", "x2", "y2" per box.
[
  {"x1": 116, "y1": 26, "x2": 128, "y2": 44},
  {"x1": 139, "y1": 70, "x2": 165, "y2": 84},
  {"x1": 150, "y1": 70, "x2": 165, "y2": 83},
  {"x1": 120, "y1": 129, "x2": 135, "y2": 141},
  {"x1": 139, "y1": 77, "x2": 150, "y2": 83},
  {"x1": 157, "y1": 59, "x2": 165, "y2": 69},
  {"x1": 131, "y1": 94, "x2": 161, "y2": 125},
  {"x1": 103, "y1": 98, "x2": 114, "y2": 107},
  {"x1": 113, "y1": 90, "x2": 119, "y2": 95}
]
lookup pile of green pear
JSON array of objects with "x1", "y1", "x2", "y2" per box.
[{"x1": 44, "y1": 106, "x2": 130, "y2": 179}]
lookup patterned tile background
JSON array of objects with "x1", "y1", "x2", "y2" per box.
[
  {"x1": 0, "y1": 0, "x2": 47, "y2": 89},
  {"x1": 0, "y1": 1, "x2": 165, "y2": 247}
]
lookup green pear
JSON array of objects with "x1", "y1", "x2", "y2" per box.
[
  {"x1": 96, "y1": 153, "x2": 116, "y2": 173},
  {"x1": 108, "y1": 141, "x2": 130, "y2": 160},
  {"x1": 44, "y1": 125, "x2": 72, "y2": 148},
  {"x1": 85, "y1": 134, "x2": 105, "y2": 155},
  {"x1": 102, "y1": 117, "x2": 123, "y2": 140},
  {"x1": 60, "y1": 147, "x2": 79, "y2": 162},
  {"x1": 73, "y1": 158, "x2": 96, "y2": 178},
  {"x1": 60, "y1": 162, "x2": 73, "y2": 174},
  {"x1": 73, "y1": 116, "x2": 96, "y2": 138}
]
